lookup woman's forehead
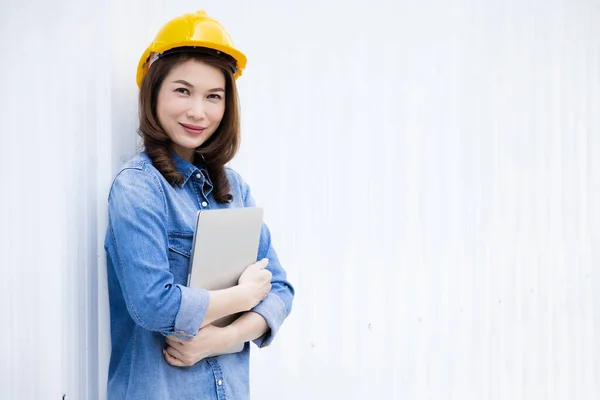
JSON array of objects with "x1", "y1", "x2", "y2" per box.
[{"x1": 165, "y1": 59, "x2": 225, "y2": 87}]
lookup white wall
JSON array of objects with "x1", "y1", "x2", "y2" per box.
[
  {"x1": 1, "y1": 1, "x2": 599, "y2": 399},
  {"x1": 1, "y1": 1, "x2": 110, "y2": 398}
]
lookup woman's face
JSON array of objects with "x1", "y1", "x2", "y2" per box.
[{"x1": 156, "y1": 59, "x2": 226, "y2": 162}]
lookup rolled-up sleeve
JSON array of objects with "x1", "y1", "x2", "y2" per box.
[
  {"x1": 106, "y1": 167, "x2": 208, "y2": 340},
  {"x1": 173, "y1": 285, "x2": 209, "y2": 340},
  {"x1": 236, "y1": 172, "x2": 295, "y2": 348},
  {"x1": 251, "y1": 289, "x2": 289, "y2": 347}
]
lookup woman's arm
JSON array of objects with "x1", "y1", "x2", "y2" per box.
[
  {"x1": 163, "y1": 311, "x2": 270, "y2": 367},
  {"x1": 198, "y1": 286, "x2": 253, "y2": 328},
  {"x1": 201, "y1": 258, "x2": 271, "y2": 328},
  {"x1": 106, "y1": 166, "x2": 266, "y2": 340},
  {"x1": 228, "y1": 311, "x2": 269, "y2": 342}
]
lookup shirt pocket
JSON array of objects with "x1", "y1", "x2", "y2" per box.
[{"x1": 167, "y1": 232, "x2": 193, "y2": 286}]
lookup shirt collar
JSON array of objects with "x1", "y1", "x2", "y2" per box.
[{"x1": 170, "y1": 150, "x2": 212, "y2": 187}]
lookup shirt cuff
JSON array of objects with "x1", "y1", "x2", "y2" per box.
[
  {"x1": 172, "y1": 284, "x2": 209, "y2": 340},
  {"x1": 251, "y1": 293, "x2": 287, "y2": 348}
]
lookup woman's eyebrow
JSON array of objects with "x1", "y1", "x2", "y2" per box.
[
  {"x1": 172, "y1": 79, "x2": 193, "y2": 87},
  {"x1": 172, "y1": 80, "x2": 224, "y2": 93}
]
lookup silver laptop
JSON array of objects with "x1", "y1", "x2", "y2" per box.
[{"x1": 187, "y1": 207, "x2": 264, "y2": 330}]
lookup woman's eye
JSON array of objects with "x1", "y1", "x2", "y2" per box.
[
  {"x1": 175, "y1": 87, "x2": 190, "y2": 95},
  {"x1": 207, "y1": 94, "x2": 222, "y2": 100}
]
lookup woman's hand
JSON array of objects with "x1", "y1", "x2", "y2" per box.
[
  {"x1": 238, "y1": 258, "x2": 272, "y2": 310},
  {"x1": 163, "y1": 325, "x2": 237, "y2": 367}
]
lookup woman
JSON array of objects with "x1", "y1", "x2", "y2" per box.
[{"x1": 104, "y1": 10, "x2": 295, "y2": 399}]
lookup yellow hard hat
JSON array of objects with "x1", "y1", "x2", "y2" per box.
[{"x1": 136, "y1": 10, "x2": 247, "y2": 87}]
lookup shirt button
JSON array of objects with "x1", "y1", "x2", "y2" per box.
[
  {"x1": 195, "y1": 173, "x2": 202, "y2": 179},
  {"x1": 201, "y1": 201, "x2": 208, "y2": 207},
  {"x1": 217, "y1": 380, "x2": 222, "y2": 386}
]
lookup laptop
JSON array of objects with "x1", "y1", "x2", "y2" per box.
[{"x1": 187, "y1": 207, "x2": 264, "y2": 353}]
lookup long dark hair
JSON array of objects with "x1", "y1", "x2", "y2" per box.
[{"x1": 138, "y1": 49, "x2": 241, "y2": 203}]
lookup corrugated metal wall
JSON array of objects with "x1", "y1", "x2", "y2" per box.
[{"x1": 1, "y1": 1, "x2": 599, "y2": 399}]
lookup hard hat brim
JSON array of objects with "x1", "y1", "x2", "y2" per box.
[{"x1": 136, "y1": 41, "x2": 247, "y2": 87}]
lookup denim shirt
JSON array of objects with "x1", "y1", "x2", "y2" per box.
[{"x1": 104, "y1": 151, "x2": 294, "y2": 400}]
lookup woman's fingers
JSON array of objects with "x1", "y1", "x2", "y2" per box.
[
  {"x1": 163, "y1": 347, "x2": 188, "y2": 367},
  {"x1": 163, "y1": 349, "x2": 185, "y2": 367},
  {"x1": 165, "y1": 336, "x2": 184, "y2": 348}
]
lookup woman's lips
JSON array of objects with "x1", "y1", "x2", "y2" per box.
[{"x1": 180, "y1": 123, "x2": 206, "y2": 135}]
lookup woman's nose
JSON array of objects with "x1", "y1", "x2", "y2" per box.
[{"x1": 186, "y1": 99, "x2": 206, "y2": 120}]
